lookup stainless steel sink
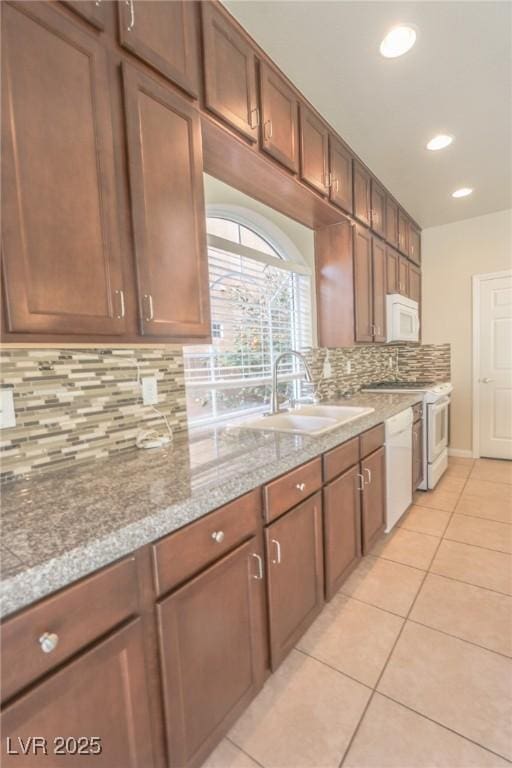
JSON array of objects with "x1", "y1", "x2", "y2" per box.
[{"x1": 234, "y1": 405, "x2": 375, "y2": 436}]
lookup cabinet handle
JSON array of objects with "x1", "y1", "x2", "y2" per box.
[
  {"x1": 39, "y1": 632, "x2": 59, "y2": 654},
  {"x1": 249, "y1": 107, "x2": 260, "y2": 128},
  {"x1": 479, "y1": 378, "x2": 494, "y2": 384},
  {"x1": 271, "y1": 538, "x2": 281, "y2": 565},
  {"x1": 264, "y1": 120, "x2": 273, "y2": 140},
  {"x1": 364, "y1": 468, "x2": 372, "y2": 485},
  {"x1": 114, "y1": 289, "x2": 125, "y2": 319},
  {"x1": 296, "y1": 482, "x2": 306, "y2": 492},
  {"x1": 211, "y1": 530, "x2": 225, "y2": 544},
  {"x1": 357, "y1": 473, "x2": 364, "y2": 491},
  {"x1": 251, "y1": 553, "x2": 263, "y2": 580},
  {"x1": 126, "y1": 0, "x2": 135, "y2": 31},
  {"x1": 95, "y1": 0, "x2": 101, "y2": 5},
  {"x1": 333, "y1": 177, "x2": 339, "y2": 193},
  {"x1": 324, "y1": 173, "x2": 332, "y2": 188},
  {"x1": 144, "y1": 294, "x2": 154, "y2": 322}
]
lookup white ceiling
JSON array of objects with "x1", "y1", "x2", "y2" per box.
[{"x1": 223, "y1": 1, "x2": 512, "y2": 228}]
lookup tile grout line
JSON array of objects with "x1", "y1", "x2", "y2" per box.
[
  {"x1": 337, "y1": 469, "x2": 474, "y2": 767},
  {"x1": 405, "y1": 616, "x2": 512, "y2": 661},
  {"x1": 294, "y1": 646, "x2": 374, "y2": 691},
  {"x1": 449, "y1": 510, "x2": 512, "y2": 527},
  {"x1": 225, "y1": 736, "x2": 266, "y2": 768},
  {"x1": 443, "y1": 535, "x2": 512, "y2": 556}
]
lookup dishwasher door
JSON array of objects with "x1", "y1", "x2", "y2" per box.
[{"x1": 385, "y1": 409, "x2": 413, "y2": 532}]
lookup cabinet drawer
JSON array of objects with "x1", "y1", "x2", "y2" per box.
[
  {"x1": 153, "y1": 489, "x2": 261, "y2": 597},
  {"x1": 263, "y1": 458, "x2": 322, "y2": 523},
  {"x1": 359, "y1": 423, "x2": 385, "y2": 458},
  {"x1": 0, "y1": 557, "x2": 139, "y2": 704},
  {"x1": 412, "y1": 402, "x2": 423, "y2": 423},
  {"x1": 323, "y1": 437, "x2": 359, "y2": 483}
]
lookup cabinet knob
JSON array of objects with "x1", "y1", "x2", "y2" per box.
[
  {"x1": 39, "y1": 632, "x2": 59, "y2": 654},
  {"x1": 296, "y1": 482, "x2": 306, "y2": 492},
  {"x1": 211, "y1": 530, "x2": 225, "y2": 543}
]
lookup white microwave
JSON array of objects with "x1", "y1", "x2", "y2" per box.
[{"x1": 386, "y1": 294, "x2": 420, "y2": 342}]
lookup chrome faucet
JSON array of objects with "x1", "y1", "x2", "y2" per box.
[{"x1": 267, "y1": 350, "x2": 315, "y2": 416}]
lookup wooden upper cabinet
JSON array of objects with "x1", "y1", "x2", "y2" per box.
[
  {"x1": 371, "y1": 179, "x2": 386, "y2": 237},
  {"x1": 201, "y1": 2, "x2": 258, "y2": 142},
  {"x1": 386, "y1": 247, "x2": 399, "y2": 294},
  {"x1": 329, "y1": 136, "x2": 353, "y2": 214},
  {"x1": 386, "y1": 197, "x2": 399, "y2": 247},
  {"x1": 1, "y1": 621, "x2": 155, "y2": 768},
  {"x1": 398, "y1": 208, "x2": 409, "y2": 255},
  {"x1": 315, "y1": 220, "x2": 355, "y2": 348},
  {"x1": 118, "y1": 0, "x2": 199, "y2": 96},
  {"x1": 323, "y1": 465, "x2": 361, "y2": 600},
  {"x1": 122, "y1": 64, "x2": 210, "y2": 339},
  {"x1": 299, "y1": 105, "x2": 329, "y2": 195},
  {"x1": 353, "y1": 160, "x2": 371, "y2": 226},
  {"x1": 398, "y1": 256, "x2": 409, "y2": 296},
  {"x1": 353, "y1": 225, "x2": 373, "y2": 342},
  {"x1": 259, "y1": 61, "x2": 299, "y2": 172},
  {"x1": 1, "y1": 2, "x2": 127, "y2": 337},
  {"x1": 409, "y1": 225, "x2": 421, "y2": 265},
  {"x1": 372, "y1": 237, "x2": 387, "y2": 343},
  {"x1": 361, "y1": 446, "x2": 386, "y2": 554},
  {"x1": 408, "y1": 262, "x2": 421, "y2": 304},
  {"x1": 265, "y1": 493, "x2": 324, "y2": 669},
  {"x1": 61, "y1": 0, "x2": 106, "y2": 28},
  {"x1": 157, "y1": 538, "x2": 267, "y2": 767}
]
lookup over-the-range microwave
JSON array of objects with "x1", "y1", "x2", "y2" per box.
[{"x1": 386, "y1": 294, "x2": 420, "y2": 343}]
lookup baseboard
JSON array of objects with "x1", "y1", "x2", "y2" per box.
[{"x1": 448, "y1": 448, "x2": 474, "y2": 459}]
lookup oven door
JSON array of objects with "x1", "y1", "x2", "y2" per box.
[
  {"x1": 427, "y1": 397, "x2": 450, "y2": 462},
  {"x1": 388, "y1": 300, "x2": 420, "y2": 342}
]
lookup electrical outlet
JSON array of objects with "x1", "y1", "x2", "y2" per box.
[
  {"x1": 345, "y1": 361, "x2": 352, "y2": 374},
  {"x1": 142, "y1": 376, "x2": 158, "y2": 406},
  {"x1": 0, "y1": 389, "x2": 16, "y2": 428}
]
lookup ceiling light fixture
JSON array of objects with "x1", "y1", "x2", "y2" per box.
[
  {"x1": 426, "y1": 134, "x2": 453, "y2": 151},
  {"x1": 380, "y1": 25, "x2": 417, "y2": 58},
  {"x1": 452, "y1": 187, "x2": 473, "y2": 198}
]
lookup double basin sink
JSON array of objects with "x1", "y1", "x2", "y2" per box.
[{"x1": 235, "y1": 404, "x2": 375, "y2": 436}]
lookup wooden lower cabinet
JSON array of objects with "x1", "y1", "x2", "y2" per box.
[
  {"x1": 1, "y1": 620, "x2": 154, "y2": 768},
  {"x1": 323, "y1": 465, "x2": 361, "y2": 600},
  {"x1": 157, "y1": 537, "x2": 267, "y2": 768},
  {"x1": 265, "y1": 493, "x2": 324, "y2": 669},
  {"x1": 412, "y1": 419, "x2": 424, "y2": 490},
  {"x1": 361, "y1": 446, "x2": 386, "y2": 554}
]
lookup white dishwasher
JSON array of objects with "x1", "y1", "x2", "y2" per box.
[{"x1": 385, "y1": 408, "x2": 413, "y2": 532}]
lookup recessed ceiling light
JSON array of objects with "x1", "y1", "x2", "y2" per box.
[
  {"x1": 426, "y1": 134, "x2": 454, "y2": 151},
  {"x1": 380, "y1": 26, "x2": 417, "y2": 58},
  {"x1": 452, "y1": 187, "x2": 473, "y2": 198}
]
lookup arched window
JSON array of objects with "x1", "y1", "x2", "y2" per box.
[{"x1": 184, "y1": 213, "x2": 313, "y2": 425}]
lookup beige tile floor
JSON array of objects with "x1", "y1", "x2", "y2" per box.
[{"x1": 203, "y1": 458, "x2": 512, "y2": 768}]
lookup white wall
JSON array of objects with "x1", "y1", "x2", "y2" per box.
[{"x1": 422, "y1": 208, "x2": 512, "y2": 453}]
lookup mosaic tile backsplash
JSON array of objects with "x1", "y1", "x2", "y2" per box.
[
  {"x1": 0, "y1": 343, "x2": 450, "y2": 482},
  {"x1": 0, "y1": 348, "x2": 187, "y2": 482}
]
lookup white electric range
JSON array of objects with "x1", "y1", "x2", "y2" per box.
[{"x1": 364, "y1": 381, "x2": 453, "y2": 490}]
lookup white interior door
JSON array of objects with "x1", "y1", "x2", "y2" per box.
[{"x1": 478, "y1": 273, "x2": 512, "y2": 459}]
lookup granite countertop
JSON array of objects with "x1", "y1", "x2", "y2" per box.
[{"x1": 0, "y1": 393, "x2": 421, "y2": 619}]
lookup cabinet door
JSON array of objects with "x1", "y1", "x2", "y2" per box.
[
  {"x1": 266, "y1": 493, "x2": 324, "y2": 669},
  {"x1": 1, "y1": 621, "x2": 154, "y2": 768},
  {"x1": 329, "y1": 136, "x2": 353, "y2": 214},
  {"x1": 123, "y1": 64, "x2": 210, "y2": 339},
  {"x1": 201, "y1": 2, "x2": 258, "y2": 142},
  {"x1": 371, "y1": 179, "x2": 386, "y2": 237},
  {"x1": 157, "y1": 538, "x2": 267, "y2": 768},
  {"x1": 323, "y1": 466, "x2": 361, "y2": 600},
  {"x1": 299, "y1": 105, "x2": 329, "y2": 195},
  {"x1": 259, "y1": 61, "x2": 299, "y2": 172},
  {"x1": 386, "y1": 247, "x2": 399, "y2": 294},
  {"x1": 386, "y1": 197, "x2": 399, "y2": 247},
  {"x1": 372, "y1": 237, "x2": 387, "y2": 342},
  {"x1": 398, "y1": 256, "x2": 409, "y2": 296},
  {"x1": 398, "y1": 209, "x2": 409, "y2": 255},
  {"x1": 412, "y1": 419, "x2": 424, "y2": 490},
  {"x1": 409, "y1": 225, "x2": 421, "y2": 265},
  {"x1": 353, "y1": 225, "x2": 373, "y2": 342},
  {"x1": 61, "y1": 0, "x2": 106, "y2": 28},
  {"x1": 408, "y1": 263, "x2": 421, "y2": 303},
  {"x1": 353, "y1": 160, "x2": 371, "y2": 226},
  {"x1": 118, "y1": 0, "x2": 199, "y2": 96},
  {"x1": 1, "y1": 2, "x2": 126, "y2": 336},
  {"x1": 361, "y1": 447, "x2": 386, "y2": 554}
]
